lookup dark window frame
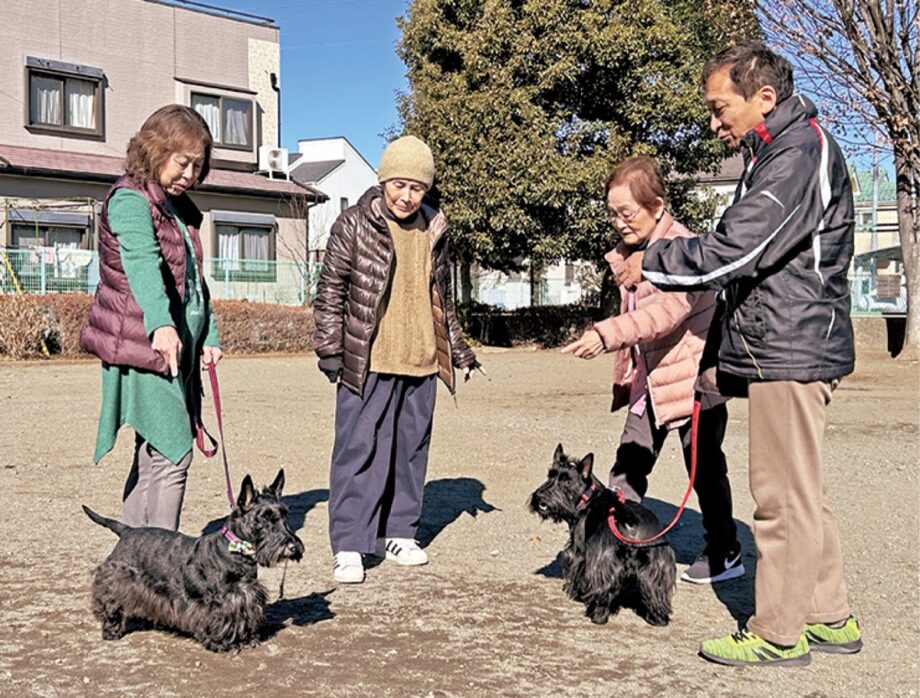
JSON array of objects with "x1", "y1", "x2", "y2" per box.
[
  {"x1": 191, "y1": 91, "x2": 254, "y2": 151},
  {"x1": 7, "y1": 222, "x2": 93, "y2": 291},
  {"x1": 212, "y1": 222, "x2": 277, "y2": 283},
  {"x1": 9, "y1": 221, "x2": 91, "y2": 250},
  {"x1": 24, "y1": 57, "x2": 105, "y2": 139}
]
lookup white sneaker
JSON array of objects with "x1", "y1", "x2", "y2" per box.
[
  {"x1": 333, "y1": 551, "x2": 365, "y2": 583},
  {"x1": 376, "y1": 537, "x2": 428, "y2": 566}
]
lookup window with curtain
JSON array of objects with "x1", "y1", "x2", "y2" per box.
[
  {"x1": 27, "y1": 70, "x2": 101, "y2": 136},
  {"x1": 191, "y1": 94, "x2": 221, "y2": 143},
  {"x1": 192, "y1": 92, "x2": 252, "y2": 149},
  {"x1": 215, "y1": 224, "x2": 275, "y2": 281}
]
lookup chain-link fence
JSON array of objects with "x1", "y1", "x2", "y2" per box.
[{"x1": 850, "y1": 232, "x2": 907, "y2": 315}]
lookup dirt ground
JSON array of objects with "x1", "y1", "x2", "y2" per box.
[{"x1": 0, "y1": 347, "x2": 917, "y2": 697}]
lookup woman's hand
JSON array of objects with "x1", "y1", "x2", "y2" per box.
[
  {"x1": 151, "y1": 325, "x2": 182, "y2": 377},
  {"x1": 561, "y1": 329, "x2": 606, "y2": 359},
  {"x1": 202, "y1": 346, "x2": 223, "y2": 368},
  {"x1": 613, "y1": 249, "x2": 644, "y2": 291}
]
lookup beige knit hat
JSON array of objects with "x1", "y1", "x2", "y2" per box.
[{"x1": 377, "y1": 135, "x2": 435, "y2": 188}]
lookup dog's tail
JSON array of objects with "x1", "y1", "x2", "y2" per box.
[{"x1": 82, "y1": 505, "x2": 129, "y2": 537}]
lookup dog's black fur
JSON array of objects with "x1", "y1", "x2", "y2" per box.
[
  {"x1": 529, "y1": 445, "x2": 676, "y2": 626},
  {"x1": 83, "y1": 469, "x2": 305, "y2": 652}
]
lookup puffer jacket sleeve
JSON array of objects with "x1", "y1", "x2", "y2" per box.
[
  {"x1": 593, "y1": 286, "x2": 703, "y2": 352},
  {"x1": 311, "y1": 212, "x2": 355, "y2": 358},
  {"x1": 642, "y1": 145, "x2": 824, "y2": 291},
  {"x1": 438, "y1": 239, "x2": 476, "y2": 369}
]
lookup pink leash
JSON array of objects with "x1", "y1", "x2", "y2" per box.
[
  {"x1": 195, "y1": 363, "x2": 236, "y2": 508},
  {"x1": 608, "y1": 397, "x2": 701, "y2": 545}
]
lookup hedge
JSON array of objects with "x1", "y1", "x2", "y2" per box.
[
  {"x1": 0, "y1": 294, "x2": 601, "y2": 359},
  {"x1": 0, "y1": 295, "x2": 315, "y2": 359},
  {"x1": 456, "y1": 301, "x2": 605, "y2": 348}
]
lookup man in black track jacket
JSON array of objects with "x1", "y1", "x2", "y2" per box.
[{"x1": 636, "y1": 42, "x2": 862, "y2": 666}]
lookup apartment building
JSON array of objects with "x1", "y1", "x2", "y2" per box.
[{"x1": 0, "y1": 0, "x2": 326, "y2": 303}]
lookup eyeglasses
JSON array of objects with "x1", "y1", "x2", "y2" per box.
[{"x1": 607, "y1": 207, "x2": 641, "y2": 223}]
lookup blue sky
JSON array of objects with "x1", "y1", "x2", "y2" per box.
[
  {"x1": 208, "y1": 0, "x2": 409, "y2": 166},
  {"x1": 204, "y1": 0, "x2": 891, "y2": 178}
]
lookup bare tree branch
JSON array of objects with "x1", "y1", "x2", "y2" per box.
[{"x1": 756, "y1": 0, "x2": 920, "y2": 353}]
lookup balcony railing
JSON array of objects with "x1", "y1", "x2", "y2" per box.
[{"x1": 1, "y1": 248, "x2": 322, "y2": 305}]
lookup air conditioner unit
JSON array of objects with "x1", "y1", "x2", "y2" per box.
[{"x1": 258, "y1": 145, "x2": 289, "y2": 179}]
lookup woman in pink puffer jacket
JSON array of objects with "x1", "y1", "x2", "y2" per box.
[{"x1": 563, "y1": 156, "x2": 743, "y2": 585}]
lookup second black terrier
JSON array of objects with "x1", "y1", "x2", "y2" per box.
[
  {"x1": 83, "y1": 469, "x2": 305, "y2": 652},
  {"x1": 530, "y1": 444, "x2": 676, "y2": 626}
]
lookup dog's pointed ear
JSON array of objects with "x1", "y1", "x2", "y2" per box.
[
  {"x1": 269, "y1": 469, "x2": 285, "y2": 498},
  {"x1": 553, "y1": 443, "x2": 565, "y2": 465},
  {"x1": 580, "y1": 453, "x2": 595, "y2": 479},
  {"x1": 237, "y1": 475, "x2": 256, "y2": 511}
]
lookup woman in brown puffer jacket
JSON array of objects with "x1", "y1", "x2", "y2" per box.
[
  {"x1": 312, "y1": 136, "x2": 477, "y2": 584},
  {"x1": 563, "y1": 156, "x2": 743, "y2": 585}
]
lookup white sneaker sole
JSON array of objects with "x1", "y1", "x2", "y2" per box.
[
  {"x1": 682, "y1": 563, "x2": 745, "y2": 585},
  {"x1": 384, "y1": 550, "x2": 428, "y2": 566},
  {"x1": 333, "y1": 567, "x2": 365, "y2": 584}
]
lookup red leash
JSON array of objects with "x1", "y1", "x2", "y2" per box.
[
  {"x1": 195, "y1": 363, "x2": 236, "y2": 508},
  {"x1": 608, "y1": 397, "x2": 701, "y2": 545}
]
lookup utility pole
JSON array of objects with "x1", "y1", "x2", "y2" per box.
[{"x1": 870, "y1": 132, "x2": 879, "y2": 252}]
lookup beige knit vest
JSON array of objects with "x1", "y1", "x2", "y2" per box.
[{"x1": 369, "y1": 216, "x2": 438, "y2": 376}]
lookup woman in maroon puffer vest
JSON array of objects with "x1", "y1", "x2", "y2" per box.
[{"x1": 80, "y1": 105, "x2": 221, "y2": 531}]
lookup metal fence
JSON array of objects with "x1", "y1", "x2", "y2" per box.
[
  {"x1": 0, "y1": 246, "x2": 908, "y2": 316},
  {"x1": 0, "y1": 248, "x2": 321, "y2": 305}
]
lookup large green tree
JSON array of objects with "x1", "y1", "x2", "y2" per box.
[{"x1": 397, "y1": 0, "x2": 757, "y2": 292}]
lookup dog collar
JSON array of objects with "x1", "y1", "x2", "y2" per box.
[
  {"x1": 221, "y1": 525, "x2": 255, "y2": 557},
  {"x1": 576, "y1": 481, "x2": 598, "y2": 509}
]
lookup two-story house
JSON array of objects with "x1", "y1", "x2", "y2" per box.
[
  {"x1": 288, "y1": 136, "x2": 378, "y2": 268},
  {"x1": 0, "y1": 0, "x2": 326, "y2": 304}
]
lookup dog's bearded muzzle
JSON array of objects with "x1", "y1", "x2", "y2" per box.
[{"x1": 285, "y1": 537, "x2": 305, "y2": 562}]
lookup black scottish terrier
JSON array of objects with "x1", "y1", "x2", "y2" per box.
[
  {"x1": 530, "y1": 445, "x2": 676, "y2": 626},
  {"x1": 83, "y1": 469, "x2": 305, "y2": 652}
]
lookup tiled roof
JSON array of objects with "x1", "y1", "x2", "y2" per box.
[
  {"x1": 852, "y1": 170, "x2": 897, "y2": 204},
  {"x1": 696, "y1": 154, "x2": 745, "y2": 183},
  {"x1": 288, "y1": 158, "x2": 345, "y2": 184},
  {"x1": 0, "y1": 144, "x2": 327, "y2": 201}
]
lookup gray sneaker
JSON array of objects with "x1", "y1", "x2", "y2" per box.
[{"x1": 682, "y1": 547, "x2": 745, "y2": 584}]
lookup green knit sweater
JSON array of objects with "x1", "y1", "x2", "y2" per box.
[{"x1": 93, "y1": 188, "x2": 219, "y2": 465}]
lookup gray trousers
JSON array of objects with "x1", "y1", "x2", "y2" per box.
[
  {"x1": 122, "y1": 434, "x2": 192, "y2": 531},
  {"x1": 329, "y1": 373, "x2": 436, "y2": 554}
]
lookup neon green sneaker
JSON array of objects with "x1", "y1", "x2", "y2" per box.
[
  {"x1": 805, "y1": 616, "x2": 863, "y2": 654},
  {"x1": 700, "y1": 628, "x2": 811, "y2": 667}
]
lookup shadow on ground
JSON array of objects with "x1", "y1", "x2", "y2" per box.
[
  {"x1": 417, "y1": 477, "x2": 498, "y2": 548},
  {"x1": 200, "y1": 477, "x2": 497, "y2": 553},
  {"x1": 260, "y1": 590, "x2": 336, "y2": 640},
  {"x1": 202, "y1": 488, "x2": 329, "y2": 536}
]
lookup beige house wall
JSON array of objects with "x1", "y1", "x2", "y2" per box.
[{"x1": 0, "y1": 0, "x2": 279, "y2": 163}]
